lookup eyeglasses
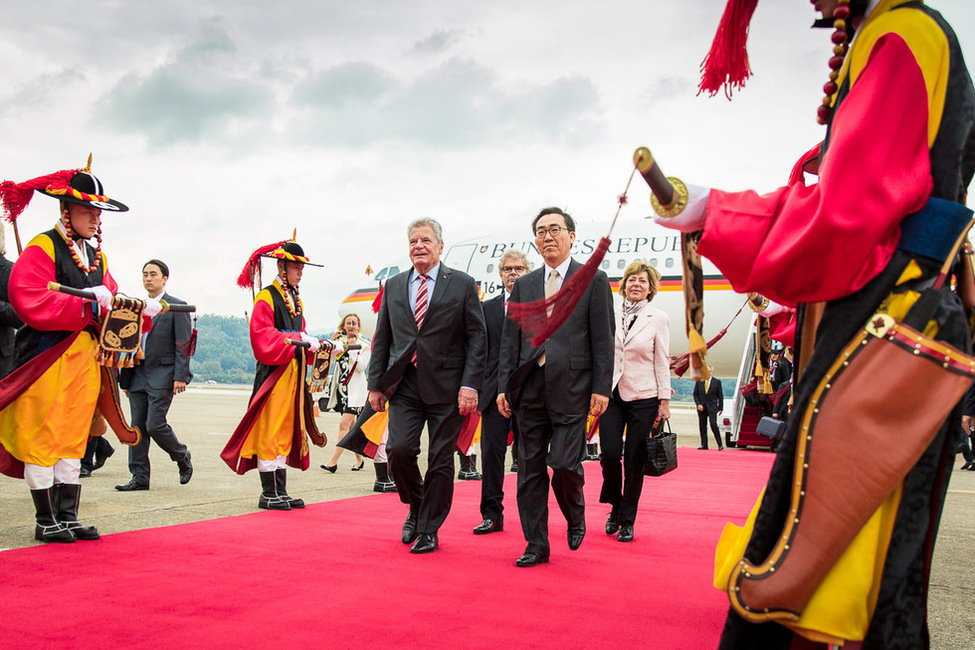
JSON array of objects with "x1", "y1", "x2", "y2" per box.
[
  {"x1": 534, "y1": 226, "x2": 567, "y2": 238},
  {"x1": 501, "y1": 265, "x2": 528, "y2": 273}
]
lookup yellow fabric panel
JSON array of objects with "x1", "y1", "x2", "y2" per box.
[
  {"x1": 842, "y1": 0, "x2": 949, "y2": 147},
  {"x1": 714, "y1": 485, "x2": 904, "y2": 644},
  {"x1": 25, "y1": 232, "x2": 56, "y2": 261},
  {"x1": 0, "y1": 333, "x2": 101, "y2": 465},
  {"x1": 254, "y1": 288, "x2": 273, "y2": 309},
  {"x1": 879, "y1": 260, "x2": 939, "y2": 337},
  {"x1": 240, "y1": 360, "x2": 297, "y2": 460},
  {"x1": 361, "y1": 409, "x2": 389, "y2": 446}
]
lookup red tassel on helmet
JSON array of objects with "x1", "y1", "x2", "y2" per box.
[
  {"x1": 237, "y1": 240, "x2": 288, "y2": 291},
  {"x1": 507, "y1": 237, "x2": 612, "y2": 347},
  {"x1": 0, "y1": 169, "x2": 77, "y2": 223},
  {"x1": 698, "y1": 0, "x2": 759, "y2": 98}
]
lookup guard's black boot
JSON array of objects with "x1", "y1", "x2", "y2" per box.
[
  {"x1": 373, "y1": 462, "x2": 397, "y2": 493},
  {"x1": 275, "y1": 468, "x2": 305, "y2": 508},
  {"x1": 585, "y1": 443, "x2": 600, "y2": 461},
  {"x1": 55, "y1": 483, "x2": 100, "y2": 540},
  {"x1": 258, "y1": 471, "x2": 291, "y2": 510},
  {"x1": 31, "y1": 488, "x2": 75, "y2": 543},
  {"x1": 458, "y1": 453, "x2": 481, "y2": 480}
]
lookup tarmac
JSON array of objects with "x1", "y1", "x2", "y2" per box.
[{"x1": 0, "y1": 386, "x2": 972, "y2": 647}]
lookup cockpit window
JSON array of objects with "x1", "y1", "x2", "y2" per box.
[{"x1": 374, "y1": 266, "x2": 400, "y2": 281}]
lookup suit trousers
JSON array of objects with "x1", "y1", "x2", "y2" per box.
[
  {"x1": 127, "y1": 388, "x2": 189, "y2": 483},
  {"x1": 598, "y1": 392, "x2": 658, "y2": 526},
  {"x1": 386, "y1": 366, "x2": 464, "y2": 535},
  {"x1": 514, "y1": 365, "x2": 587, "y2": 554},
  {"x1": 479, "y1": 403, "x2": 516, "y2": 522},
  {"x1": 697, "y1": 410, "x2": 722, "y2": 449}
]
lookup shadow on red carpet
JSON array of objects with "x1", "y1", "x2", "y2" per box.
[{"x1": 0, "y1": 447, "x2": 773, "y2": 649}]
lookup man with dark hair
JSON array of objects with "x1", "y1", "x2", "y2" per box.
[
  {"x1": 498, "y1": 207, "x2": 614, "y2": 567},
  {"x1": 115, "y1": 259, "x2": 193, "y2": 491},
  {"x1": 693, "y1": 366, "x2": 723, "y2": 450}
]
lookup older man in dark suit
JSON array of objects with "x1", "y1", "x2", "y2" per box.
[
  {"x1": 472, "y1": 249, "x2": 530, "y2": 536},
  {"x1": 498, "y1": 207, "x2": 615, "y2": 567},
  {"x1": 368, "y1": 217, "x2": 486, "y2": 554},
  {"x1": 115, "y1": 259, "x2": 194, "y2": 491}
]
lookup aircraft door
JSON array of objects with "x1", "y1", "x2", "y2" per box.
[{"x1": 443, "y1": 243, "x2": 477, "y2": 273}]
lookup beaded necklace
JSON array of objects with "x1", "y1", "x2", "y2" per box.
[
  {"x1": 278, "y1": 275, "x2": 302, "y2": 318},
  {"x1": 817, "y1": 0, "x2": 852, "y2": 125},
  {"x1": 58, "y1": 214, "x2": 103, "y2": 274}
]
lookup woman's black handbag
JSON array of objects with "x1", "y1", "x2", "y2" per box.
[{"x1": 644, "y1": 419, "x2": 678, "y2": 477}]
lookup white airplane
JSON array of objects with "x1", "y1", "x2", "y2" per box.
[{"x1": 337, "y1": 218, "x2": 753, "y2": 377}]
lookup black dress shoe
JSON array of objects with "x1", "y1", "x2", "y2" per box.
[
  {"x1": 351, "y1": 461, "x2": 365, "y2": 471},
  {"x1": 177, "y1": 457, "x2": 193, "y2": 485},
  {"x1": 473, "y1": 518, "x2": 503, "y2": 535},
  {"x1": 410, "y1": 533, "x2": 439, "y2": 554},
  {"x1": 605, "y1": 510, "x2": 620, "y2": 535},
  {"x1": 115, "y1": 479, "x2": 149, "y2": 492},
  {"x1": 962, "y1": 461, "x2": 974, "y2": 470},
  {"x1": 401, "y1": 509, "x2": 419, "y2": 544},
  {"x1": 92, "y1": 444, "x2": 115, "y2": 471},
  {"x1": 515, "y1": 551, "x2": 550, "y2": 567},
  {"x1": 79, "y1": 467, "x2": 92, "y2": 478},
  {"x1": 320, "y1": 464, "x2": 337, "y2": 473},
  {"x1": 567, "y1": 524, "x2": 586, "y2": 551},
  {"x1": 697, "y1": 446, "x2": 708, "y2": 450},
  {"x1": 617, "y1": 524, "x2": 634, "y2": 542}
]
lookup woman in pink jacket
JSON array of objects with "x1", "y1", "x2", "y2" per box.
[{"x1": 599, "y1": 260, "x2": 671, "y2": 542}]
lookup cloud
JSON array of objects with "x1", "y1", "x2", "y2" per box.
[
  {"x1": 0, "y1": 68, "x2": 86, "y2": 116},
  {"x1": 94, "y1": 19, "x2": 273, "y2": 147},
  {"x1": 289, "y1": 57, "x2": 601, "y2": 148},
  {"x1": 409, "y1": 29, "x2": 464, "y2": 55}
]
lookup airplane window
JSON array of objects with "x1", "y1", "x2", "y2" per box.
[
  {"x1": 618, "y1": 259, "x2": 626, "y2": 270},
  {"x1": 665, "y1": 258, "x2": 674, "y2": 268},
  {"x1": 650, "y1": 258, "x2": 658, "y2": 267},
  {"x1": 601, "y1": 260, "x2": 610, "y2": 269},
  {"x1": 486, "y1": 264, "x2": 494, "y2": 274}
]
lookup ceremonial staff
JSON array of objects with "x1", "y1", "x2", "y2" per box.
[
  {"x1": 47, "y1": 282, "x2": 196, "y2": 312},
  {"x1": 633, "y1": 146, "x2": 710, "y2": 381}
]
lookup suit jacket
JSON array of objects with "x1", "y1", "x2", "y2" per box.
[
  {"x1": 498, "y1": 259, "x2": 615, "y2": 414},
  {"x1": 119, "y1": 292, "x2": 193, "y2": 392},
  {"x1": 693, "y1": 377, "x2": 724, "y2": 413},
  {"x1": 612, "y1": 304, "x2": 671, "y2": 402},
  {"x1": 478, "y1": 293, "x2": 505, "y2": 412},
  {"x1": 368, "y1": 264, "x2": 486, "y2": 404}
]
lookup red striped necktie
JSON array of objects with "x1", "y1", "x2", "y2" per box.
[{"x1": 412, "y1": 273, "x2": 429, "y2": 364}]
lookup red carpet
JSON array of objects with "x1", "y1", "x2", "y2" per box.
[{"x1": 0, "y1": 448, "x2": 772, "y2": 649}]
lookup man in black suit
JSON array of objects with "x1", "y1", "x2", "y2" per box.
[
  {"x1": 367, "y1": 218, "x2": 486, "y2": 554},
  {"x1": 473, "y1": 249, "x2": 530, "y2": 536},
  {"x1": 116, "y1": 260, "x2": 194, "y2": 491},
  {"x1": 497, "y1": 207, "x2": 614, "y2": 567},
  {"x1": 693, "y1": 367, "x2": 724, "y2": 450}
]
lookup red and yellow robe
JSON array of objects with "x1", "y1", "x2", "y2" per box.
[
  {"x1": 221, "y1": 280, "x2": 319, "y2": 474},
  {"x1": 0, "y1": 229, "x2": 123, "y2": 476}
]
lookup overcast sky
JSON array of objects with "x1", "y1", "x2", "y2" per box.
[{"x1": 2, "y1": 0, "x2": 973, "y2": 330}]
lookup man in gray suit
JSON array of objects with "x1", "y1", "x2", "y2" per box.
[
  {"x1": 115, "y1": 259, "x2": 193, "y2": 491},
  {"x1": 367, "y1": 217, "x2": 486, "y2": 554},
  {"x1": 498, "y1": 207, "x2": 615, "y2": 567}
]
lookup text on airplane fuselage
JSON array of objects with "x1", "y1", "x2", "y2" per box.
[{"x1": 481, "y1": 235, "x2": 682, "y2": 259}]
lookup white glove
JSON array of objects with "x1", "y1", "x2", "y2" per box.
[
  {"x1": 89, "y1": 285, "x2": 114, "y2": 312},
  {"x1": 143, "y1": 297, "x2": 162, "y2": 318},
  {"x1": 758, "y1": 300, "x2": 791, "y2": 318},
  {"x1": 652, "y1": 184, "x2": 711, "y2": 233},
  {"x1": 299, "y1": 332, "x2": 321, "y2": 352}
]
